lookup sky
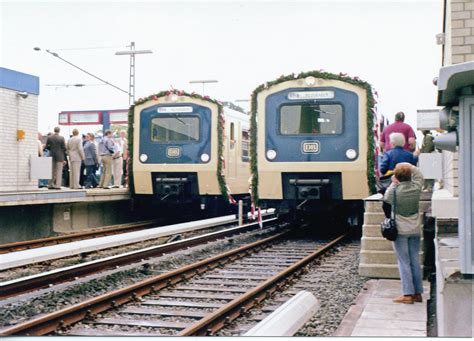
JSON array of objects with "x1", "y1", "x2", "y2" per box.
[{"x1": 1, "y1": 0, "x2": 443, "y2": 138}]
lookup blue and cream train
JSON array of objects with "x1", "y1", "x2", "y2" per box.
[
  {"x1": 250, "y1": 71, "x2": 378, "y2": 223},
  {"x1": 129, "y1": 91, "x2": 251, "y2": 214},
  {"x1": 129, "y1": 72, "x2": 378, "y2": 224}
]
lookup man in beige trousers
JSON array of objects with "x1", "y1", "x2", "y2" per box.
[
  {"x1": 46, "y1": 127, "x2": 67, "y2": 189},
  {"x1": 67, "y1": 129, "x2": 85, "y2": 189},
  {"x1": 99, "y1": 130, "x2": 114, "y2": 189}
]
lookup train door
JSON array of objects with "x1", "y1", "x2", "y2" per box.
[{"x1": 227, "y1": 121, "x2": 238, "y2": 179}]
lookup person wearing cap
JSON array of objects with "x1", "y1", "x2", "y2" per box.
[{"x1": 380, "y1": 112, "x2": 416, "y2": 152}]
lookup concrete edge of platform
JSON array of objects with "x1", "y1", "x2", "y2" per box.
[
  {"x1": 333, "y1": 279, "x2": 429, "y2": 337},
  {"x1": 0, "y1": 187, "x2": 130, "y2": 206},
  {"x1": 332, "y1": 280, "x2": 378, "y2": 336}
]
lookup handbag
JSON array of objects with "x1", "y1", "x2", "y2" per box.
[{"x1": 381, "y1": 187, "x2": 398, "y2": 241}]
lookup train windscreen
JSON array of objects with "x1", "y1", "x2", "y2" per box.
[
  {"x1": 279, "y1": 104, "x2": 343, "y2": 135},
  {"x1": 151, "y1": 116, "x2": 200, "y2": 142}
]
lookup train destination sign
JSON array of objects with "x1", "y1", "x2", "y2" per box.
[
  {"x1": 288, "y1": 91, "x2": 335, "y2": 100},
  {"x1": 157, "y1": 106, "x2": 193, "y2": 114}
]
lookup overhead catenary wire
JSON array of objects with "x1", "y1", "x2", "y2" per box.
[
  {"x1": 50, "y1": 45, "x2": 126, "y2": 51},
  {"x1": 37, "y1": 48, "x2": 129, "y2": 95}
]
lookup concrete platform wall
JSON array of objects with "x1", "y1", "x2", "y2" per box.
[
  {"x1": 359, "y1": 197, "x2": 430, "y2": 279},
  {"x1": 0, "y1": 200, "x2": 135, "y2": 243}
]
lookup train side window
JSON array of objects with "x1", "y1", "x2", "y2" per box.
[
  {"x1": 230, "y1": 122, "x2": 235, "y2": 149},
  {"x1": 241, "y1": 130, "x2": 250, "y2": 162}
]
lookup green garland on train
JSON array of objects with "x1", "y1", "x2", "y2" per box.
[
  {"x1": 250, "y1": 71, "x2": 378, "y2": 206},
  {"x1": 127, "y1": 90, "x2": 229, "y2": 200}
]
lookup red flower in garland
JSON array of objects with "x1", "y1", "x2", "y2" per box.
[
  {"x1": 152, "y1": 95, "x2": 158, "y2": 101},
  {"x1": 203, "y1": 95, "x2": 210, "y2": 99}
]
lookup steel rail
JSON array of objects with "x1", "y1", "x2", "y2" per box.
[
  {"x1": 0, "y1": 220, "x2": 165, "y2": 254},
  {"x1": 0, "y1": 221, "x2": 286, "y2": 336},
  {"x1": 177, "y1": 233, "x2": 348, "y2": 336},
  {"x1": 0, "y1": 218, "x2": 278, "y2": 299}
]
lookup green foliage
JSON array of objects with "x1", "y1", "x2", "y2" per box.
[
  {"x1": 249, "y1": 71, "x2": 378, "y2": 205},
  {"x1": 127, "y1": 90, "x2": 228, "y2": 199}
]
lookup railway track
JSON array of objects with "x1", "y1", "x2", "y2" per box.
[
  {"x1": 0, "y1": 217, "x2": 278, "y2": 299},
  {"x1": 0, "y1": 228, "x2": 347, "y2": 336},
  {"x1": 0, "y1": 219, "x2": 172, "y2": 254}
]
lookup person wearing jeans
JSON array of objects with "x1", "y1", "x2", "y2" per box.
[{"x1": 384, "y1": 163, "x2": 424, "y2": 304}]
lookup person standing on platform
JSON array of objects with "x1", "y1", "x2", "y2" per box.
[
  {"x1": 119, "y1": 130, "x2": 128, "y2": 187},
  {"x1": 380, "y1": 112, "x2": 416, "y2": 152},
  {"x1": 67, "y1": 129, "x2": 85, "y2": 189},
  {"x1": 420, "y1": 130, "x2": 435, "y2": 191},
  {"x1": 384, "y1": 163, "x2": 424, "y2": 304},
  {"x1": 98, "y1": 130, "x2": 114, "y2": 189},
  {"x1": 111, "y1": 136, "x2": 123, "y2": 188},
  {"x1": 46, "y1": 127, "x2": 67, "y2": 190},
  {"x1": 79, "y1": 134, "x2": 87, "y2": 187},
  {"x1": 84, "y1": 133, "x2": 99, "y2": 188},
  {"x1": 379, "y1": 133, "x2": 419, "y2": 218}
]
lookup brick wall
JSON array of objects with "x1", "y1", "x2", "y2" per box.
[
  {"x1": 450, "y1": 0, "x2": 474, "y2": 63},
  {"x1": 440, "y1": 0, "x2": 472, "y2": 198},
  {"x1": 0, "y1": 88, "x2": 39, "y2": 191}
]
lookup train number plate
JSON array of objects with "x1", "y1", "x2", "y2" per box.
[
  {"x1": 167, "y1": 147, "x2": 181, "y2": 158},
  {"x1": 301, "y1": 141, "x2": 320, "y2": 154}
]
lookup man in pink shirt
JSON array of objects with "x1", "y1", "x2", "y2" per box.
[{"x1": 380, "y1": 112, "x2": 416, "y2": 152}]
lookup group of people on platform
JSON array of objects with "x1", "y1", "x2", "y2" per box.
[
  {"x1": 38, "y1": 127, "x2": 128, "y2": 190},
  {"x1": 378, "y1": 111, "x2": 435, "y2": 305}
]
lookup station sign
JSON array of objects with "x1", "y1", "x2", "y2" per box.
[{"x1": 288, "y1": 91, "x2": 335, "y2": 100}]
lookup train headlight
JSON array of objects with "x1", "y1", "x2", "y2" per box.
[
  {"x1": 345, "y1": 149, "x2": 357, "y2": 160},
  {"x1": 305, "y1": 76, "x2": 316, "y2": 86},
  {"x1": 139, "y1": 154, "x2": 148, "y2": 162},
  {"x1": 266, "y1": 149, "x2": 277, "y2": 160},
  {"x1": 200, "y1": 153, "x2": 210, "y2": 163}
]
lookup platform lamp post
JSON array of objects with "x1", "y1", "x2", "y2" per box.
[
  {"x1": 189, "y1": 80, "x2": 218, "y2": 96},
  {"x1": 115, "y1": 42, "x2": 153, "y2": 106}
]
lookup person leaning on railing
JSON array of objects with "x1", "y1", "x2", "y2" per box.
[{"x1": 384, "y1": 163, "x2": 424, "y2": 304}]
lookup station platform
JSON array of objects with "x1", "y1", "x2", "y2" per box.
[
  {"x1": 334, "y1": 279, "x2": 430, "y2": 337},
  {"x1": 0, "y1": 187, "x2": 129, "y2": 206},
  {"x1": 0, "y1": 187, "x2": 133, "y2": 244}
]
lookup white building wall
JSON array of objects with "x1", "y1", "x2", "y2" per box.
[{"x1": 0, "y1": 88, "x2": 39, "y2": 191}]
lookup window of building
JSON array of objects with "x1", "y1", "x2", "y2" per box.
[
  {"x1": 279, "y1": 104, "x2": 343, "y2": 135},
  {"x1": 151, "y1": 116, "x2": 199, "y2": 142}
]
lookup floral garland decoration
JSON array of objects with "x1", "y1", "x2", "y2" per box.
[
  {"x1": 249, "y1": 70, "x2": 378, "y2": 205},
  {"x1": 127, "y1": 90, "x2": 229, "y2": 200}
]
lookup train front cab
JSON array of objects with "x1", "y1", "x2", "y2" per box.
[
  {"x1": 133, "y1": 96, "x2": 221, "y2": 207},
  {"x1": 256, "y1": 78, "x2": 370, "y2": 225}
]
